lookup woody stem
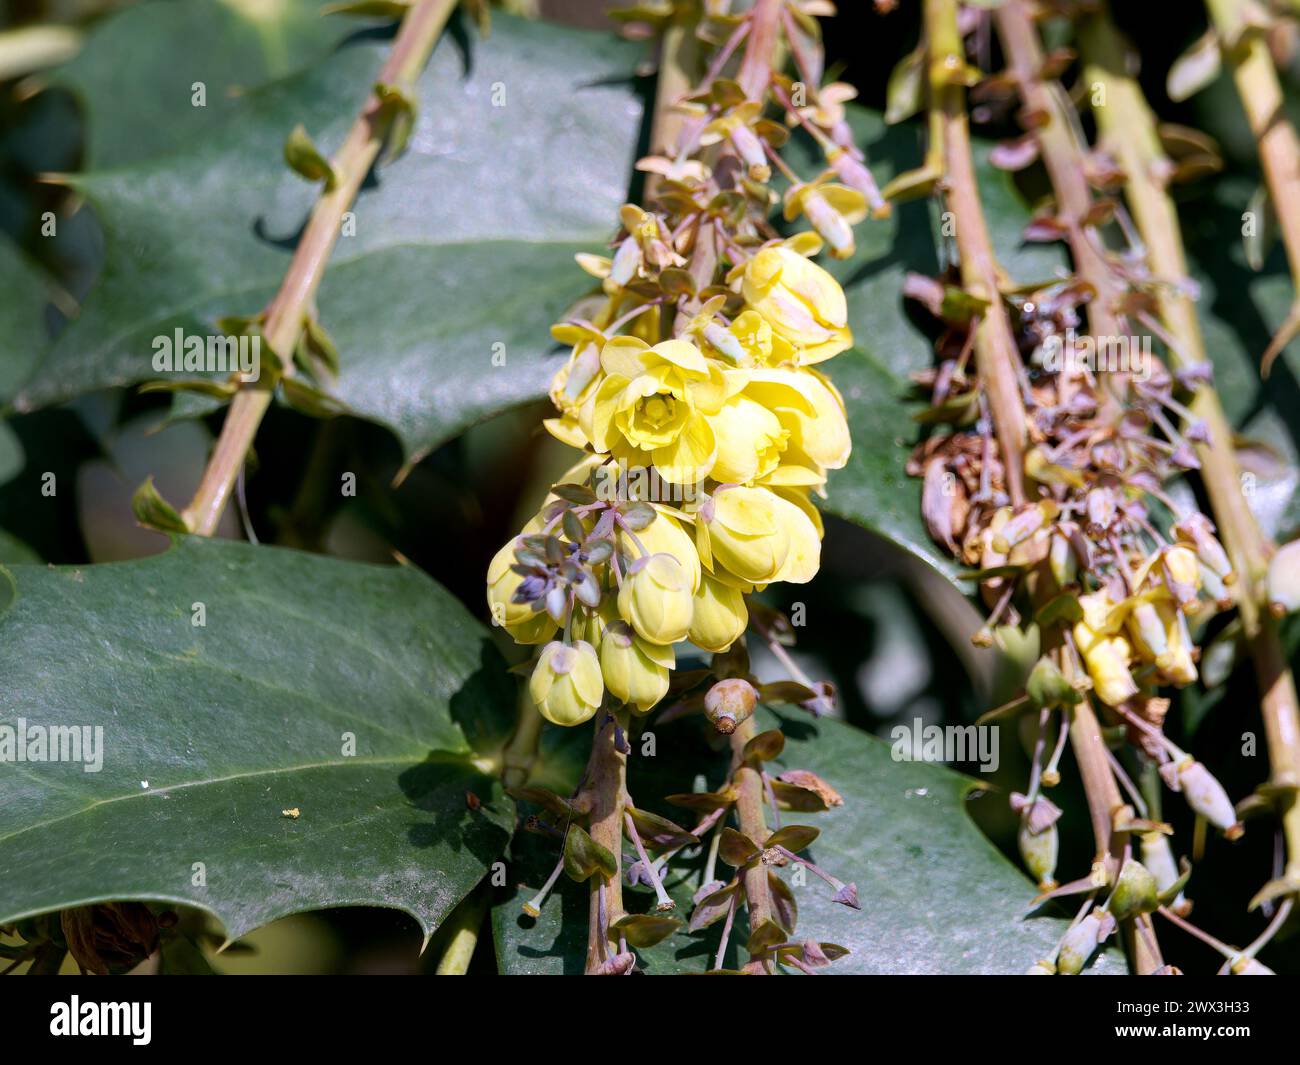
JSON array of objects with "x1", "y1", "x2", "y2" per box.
[
  {"x1": 181, "y1": 0, "x2": 457, "y2": 536},
  {"x1": 925, "y1": 0, "x2": 1026, "y2": 508},
  {"x1": 584, "y1": 710, "x2": 628, "y2": 973}
]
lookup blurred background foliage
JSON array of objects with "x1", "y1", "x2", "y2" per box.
[{"x1": 0, "y1": 0, "x2": 1297, "y2": 973}]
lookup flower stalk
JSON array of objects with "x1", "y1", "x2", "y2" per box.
[{"x1": 925, "y1": 0, "x2": 1027, "y2": 507}]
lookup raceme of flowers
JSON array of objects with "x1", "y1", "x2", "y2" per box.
[
  {"x1": 908, "y1": 278, "x2": 1244, "y2": 919},
  {"x1": 488, "y1": 230, "x2": 853, "y2": 727}
]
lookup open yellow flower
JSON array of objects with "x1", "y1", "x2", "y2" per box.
[
  {"x1": 739, "y1": 244, "x2": 851, "y2": 364},
  {"x1": 709, "y1": 395, "x2": 789, "y2": 484},
  {"x1": 582, "y1": 336, "x2": 731, "y2": 485},
  {"x1": 741, "y1": 366, "x2": 851, "y2": 477},
  {"x1": 1074, "y1": 591, "x2": 1139, "y2": 706}
]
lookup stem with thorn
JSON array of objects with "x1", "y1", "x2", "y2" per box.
[
  {"x1": 925, "y1": 0, "x2": 1026, "y2": 507},
  {"x1": 181, "y1": 0, "x2": 457, "y2": 535},
  {"x1": 1082, "y1": 3, "x2": 1300, "y2": 892}
]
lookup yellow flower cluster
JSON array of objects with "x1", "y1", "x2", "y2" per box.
[
  {"x1": 1071, "y1": 533, "x2": 1228, "y2": 707},
  {"x1": 487, "y1": 232, "x2": 854, "y2": 726}
]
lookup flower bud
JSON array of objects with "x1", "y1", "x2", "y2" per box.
[
  {"x1": 1026, "y1": 959, "x2": 1057, "y2": 975},
  {"x1": 1048, "y1": 529, "x2": 1078, "y2": 588},
  {"x1": 1161, "y1": 545, "x2": 1202, "y2": 611},
  {"x1": 1268, "y1": 539, "x2": 1300, "y2": 617},
  {"x1": 618, "y1": 553, "x2": 693, "y2": 645},
  {"x1": 688, "y1": 574, "x2": 749, "y2": 652},
  {"x1": 1107, "y1": 858, "x2": 1159, "y2": 921},
  {"x1": 529, "y1": 641, "x2": 603, "y2": 727},
  {"x1": 620, "y1": 508, "x2": 700, "y2": 592},
  {"x1": 1018, "y1": 817, "x2": 1059, "y2": 891},
  {"x1": 1056, "y1": 910, "x2": 1115, "y2": 976},
  {"x1": 1140, "y1": 830, "x2": 1188, "y2": 913},
  {"x1": 599, "y1": 620, "x2": 673, "y2": 713},
  {"x1": 1176, "y1": 758, "x2": 1243, "y2": 839},
  {"x1": 704, "y1": 678, "x2": 757, "y2": 734},
  {"x1": 1174, "y1": 512, "x2": 1234, "y2": 583}
]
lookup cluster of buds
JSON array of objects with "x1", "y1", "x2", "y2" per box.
[
  {"x1": 488, "y1": 0, "x2": 871, "y2": 973},
  {"x1": 488, "y1": 5, "x2": 878, "y2": 726}
]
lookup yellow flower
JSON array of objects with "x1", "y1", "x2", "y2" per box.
[
  {"x1": 742, "y1": 367, "x2": 851, "y2": 475},
  {"x1": 695, "y1": 485, "x2": 820, "y2": 588},
  {"x1": 486, "y1": 538, "x2": 557, "y2": 645},
  {"x1": 617, "y1": 552, "x2": 694, "y2": 645},
  {"x1": 582, "y1": 336, "x2": 730, "y2": 485},
  {"x1": 688, "y1": 574, "x2": 748, "y2": 652},
  {"x1": 709, "y1": 395, "x2": 789, "y2": 484},
  {"x1": 1077, "y1": 633, "x2": 1138, "y2": 706},
  {"x1": 1074, "y1": 593, "x2": 1139, "y2": 707},
  {"x1": 529, "y1": 640, "x2": 604, "y2": 726},
  {"x1": 739, "y1": 245, "x2": 851, "y2": 364},
  {"x1": 683, "y1": 298, "x2": 796, "y2": 368},
  {"x1": 599, "y1": 618, "x2": 674, "y2": 713},
  {"x1": 1154, "y1": 600, "x2": 1198, "y2": 685},
  {"x1": 768, "y1": 486, "x2": 823, "y2": 583}
]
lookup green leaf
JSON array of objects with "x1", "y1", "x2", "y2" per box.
[
  {"x1": 14, "y1": 14, "x2": 644, "y2": 465},
  {"x1": 0, "y1": 237, "x2": 50, "y2": 406},
  {"x1": 493, "y1": 710, "x2": 1121, "y2": 974},
  {"x1": 0, "y1": 537, "x2": 515, "y2": 941},
  {"x1": 53, "y1": 0, "x2": 377, "y2": 168}
]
